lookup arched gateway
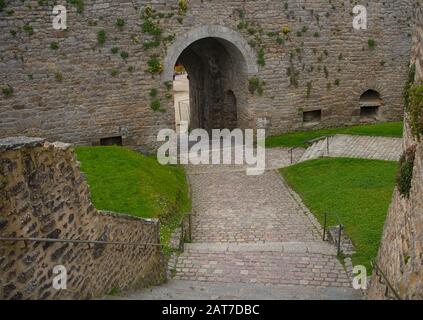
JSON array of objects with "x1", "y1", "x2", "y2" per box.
[{"x1": 163, "y1": 25, "x2": 258, "y2": 132}]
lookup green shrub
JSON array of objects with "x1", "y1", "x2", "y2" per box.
[
  {"x1": 110, "y1": 69, "x2": 119, "y2": 77},
  {"x1": 149, "y1": 88, "x2": 158, "y2": 98},
  {"x1": 178, "y1": 0, "x2": 188, "y2": 15},
  {"x1": 97, "y1": 30, "x2": 106, "y2": 45},
  {"x1": 116, "y1": 18, "x2": 125, "y2": 29},
  {"x1": 141, "y1": 19, "x2": 162, "y2": 37},
  {"x1": 257, "y1": 47, "x2": 265, "y2": 67},
  {"x1": 248, "y1": 77, "x2": 265, "y2": 95},
  {"x1": 150, "y1": 99, "x2": 163, "y2": 112},
  {"x1": 10, "y1": 30, "x2": 17, "y2": 37},
  {"x1": 143, "y1": 38, "x2": 160, "y2": 49},
  {"x1": 404, "y1": 64, "x2": 416, "y2": 111},
  {"x1": 334, "y1": 79, "x2": 341, "y2": 86},
  {"x1": 2, "y1": 85, "x2": 13, "y2": 98},
  {"x1": 368, "y1": 38, "x2": 376, "y2": 49},
  {"x1": 0, "y1": 0, "x2": 5, "y2": 12},
  {"x1": 120, "y1": 51, "x2": 129, "y2": 60},
  {"x1": 50, "y1": 42, "x2": 59, "y2": 50},
  {"x1": 23, "y1": 24, "x2": 34, "y2": 36},
  {"x1": 396, "y1": 145, "x2": 416, "y2": 198},
  {"x1": 55, "y1": 71, "x2": 63, "y2": 82},
  {"x1": 146, "y1": 56, "x2": 163, "y2": 74},
  {"x1": 407, "y1": 83, "x2": 423, "y2": 138},
  {"x1": 111, "y1": 47, "x2": 119, "y2": 54},
  {"x1": 276, "y1": 37, "x2": 284, "y2": 45},
  {"x1": 67, "y1": 0, "x2": 84, "y2": 13},
  {"x1": 127, "y1": 65, "x2": 134, "y2": 73}
]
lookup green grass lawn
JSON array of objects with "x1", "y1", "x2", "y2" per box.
[
  {"x1": 280, "y1": 158, "x2": 397, "y2": 272},
  {"x1": 75, "y1": 146, "x2": 191, "y2": 249},
  {"x1": 266, "y1": 121, "x2": 403, "y2": 148}
]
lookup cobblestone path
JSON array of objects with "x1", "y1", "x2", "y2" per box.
[{"x1": 124, "y1": 148, "x2": 362, "y2": 300}]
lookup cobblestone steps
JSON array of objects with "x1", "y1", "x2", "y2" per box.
[
  {"x1": 121, "y1": 280, "x2": 362, "y2": 300},
  {"x1": 299, "y1": 135, "x2": 403, "y2": 163},
  {"x1": 172, "y1": 243, "x2": 351, "y2": 288},
  {"x1": 120, "y1": 146, "x2": 362, "y2": 300}
]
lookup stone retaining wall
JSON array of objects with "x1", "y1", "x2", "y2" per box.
[
  {"x1": 0, "y1": 137, "x2": 166, "y2": 299},
  {"x1": 368, "y1": 1, "x2": 423, "y2": 299},
  {"x1": 0, "y1": 0, "x2": 413, "y2": 151}
]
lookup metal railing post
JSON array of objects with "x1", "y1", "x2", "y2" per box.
[
  {"x1": 179, "y1": 221, "x2": 185, "y2": 252},
  {"x1": 323, "y1": 212, "x2": 327, "y2": 241},
  {"x1": 326, "y1": 136, "x2": 330, "y2": 155},
  {"x1": 337, "y1": 224, "x2": 343, "y2": 256},
  {"x1": 188, "y1": 213, "x2": 192, "y2": 242}
]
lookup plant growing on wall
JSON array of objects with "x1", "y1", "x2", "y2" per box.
[
  {"x1": 67, "y1": 0, "x2": 84, "y2": 13},
  {"x1": 404, "y1": 64, "x2": 416, "y2": 111},
  {"x1": 257, "y1": 47, "x2": 265, "y2": 67},
  {"x1": 23, "y1": 24, "x2": 33, "y2": 36},
  {"x1": 0, "y1": 0, "x2": 6, "y2": 12},
  {"x1": 2, "y1": 85, "x2": 13, "y2": 98},
  {"x1": 149, "y1": 88, "x2": 158, "y2": 98},
  {"x1": 150, "y1": 99, "x2": 164, "y2": 112},
  {"x1": 248, "y1": 77, "x2": 265, "y2": 96},
  {"x1": 55, "y1": 71, "x2": 63, "y2": 82},
  {"x1": 178, "y1": 0, "x2": 188, "y2": 15},
  {"x1": 116, "y1": 18, "x2": 125, "y2": 30},
  {"x1": 97, "y1": 30, "x2": 106, "y2": 45},
  {"x1": 120, "y1": 51, "x2": 129, "y2": 60},
  {"x1": 407, "y1": 83, "x2": 423, "y2": 138},
  {"x1": 50, "y1": 42, "x2": 59, "y2": 50},
  {"x1": 146, "y1": 55, "x2": 163, "y2": 74},
  {"x1": 396, "y1": 145, "x2": 416, "y2": 198},
  {"x1": 368, "y1": 38, "x2": 376, "y2": 49}
]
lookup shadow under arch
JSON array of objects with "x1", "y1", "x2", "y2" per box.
[{"x1": 165, "y1": 26, "x2": 258, "y2": 132}]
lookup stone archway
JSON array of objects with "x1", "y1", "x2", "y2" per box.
[{"x1": 164, "y1": 25, "x2": 258, "y2": 132}]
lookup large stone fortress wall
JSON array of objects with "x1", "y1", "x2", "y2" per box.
[
  {"x1": 0, "y1": 0, "x2": 413, "y2": 150},
  {"x1": 368, "y1": 1, "x2": 423, "y2": 300},
  {"x1": 0, "y1": 137, "x2": 166, "y2": 299}
]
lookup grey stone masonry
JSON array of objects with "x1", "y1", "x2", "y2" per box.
[{"x1": 0, "y1": 0, "x2": 413, "y2": 151}]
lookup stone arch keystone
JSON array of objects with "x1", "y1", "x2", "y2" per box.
[{"x1": 162, "y1": 25, "x2": 258, "y2": 82}]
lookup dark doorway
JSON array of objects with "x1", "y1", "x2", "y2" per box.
[{"x1": 175, "y1": 37, "x2": 247, "y2": 132}]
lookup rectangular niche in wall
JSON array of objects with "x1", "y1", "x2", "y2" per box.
[
  {"x1": 100, "y1": 136, "x2": 123, "y2": 146},
  {"x1": 360, "y1": 106, "x2": 379, "y2": 119},
  {"x1": 303, "y1": 110, "x2": 322, "y2": 123}
]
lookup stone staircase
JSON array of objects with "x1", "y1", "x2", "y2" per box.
[
  {"x1": 121, "y1": 242, "x2": 362, "y2": 300},
  {"x1": 116, "y1": 163, "x2": 363, "y2": 300},
  {"x1": 299, "y1": 135, "x2": 403, "y2": 163}
]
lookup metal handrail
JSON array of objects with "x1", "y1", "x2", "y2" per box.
[
  {"x1": 0, "y1": 236, "x2": 163, "y2": 247},
  {"x1": 288, "y1": 146, "x2": 302, "y2": 164},
  {"x1": 371, "y1": 260, "x2": 402, "y2": 300},
  {"x1": 306, "y1": 135, "x2": 334, "y2": 155},
  {"x1": 322, "y1": 212, "x2": 344, "y2": 256}
]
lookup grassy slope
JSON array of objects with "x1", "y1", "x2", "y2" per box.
[
  {"x1": 75, "y1": 146, "x2": 191, "y2": 247},
  {"x1": 266, "y1": 121, "x2": 403, "y2": 148},
  {"x1": 280, "y1": 158, "x2": 397, "y2": 272}
]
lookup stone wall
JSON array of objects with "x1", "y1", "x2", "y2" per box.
[
  {"x1": 0, "y1": 137, "x2": 166, "y2": 300},
  {"x1": 368, "y1": 1, "x2": 423, "y2": 300},
  {"x1": 0, "y1": 0, "x2": 413, "y2": 151}
]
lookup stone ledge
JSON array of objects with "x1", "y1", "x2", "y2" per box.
[{"x1": 0, "y1": 136, "x2": 45, "y2": 152}]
